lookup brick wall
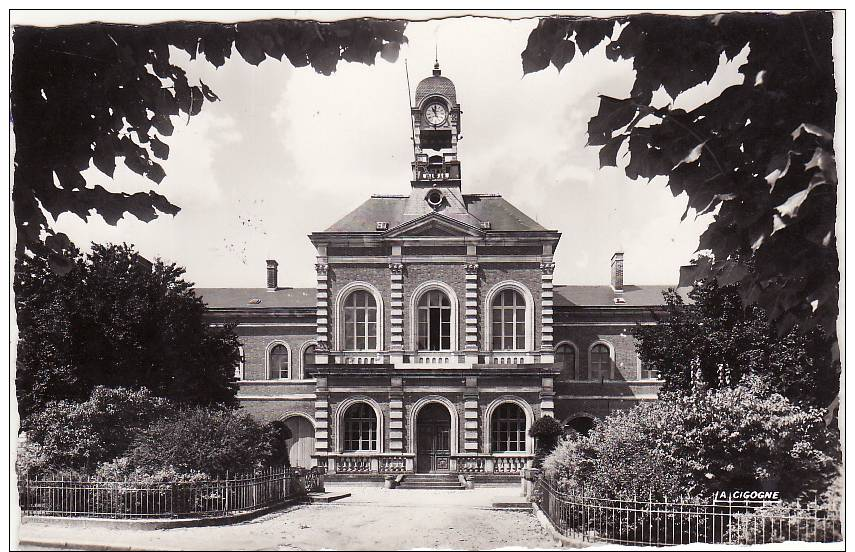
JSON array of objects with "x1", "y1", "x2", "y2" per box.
[
  {"x1": 552, "y1": 325, "x2": 640, "y2": 381},
  {"x1": 235, "y1": 326, "x2": 316, "y2": 380}
]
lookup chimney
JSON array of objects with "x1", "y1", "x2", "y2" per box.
[
  {"x1": 611, "y1": 252, "x2": 624, "y2": 292},
  {"x1": 266, "y1": 259, "x2": 279, "y2": 291}
]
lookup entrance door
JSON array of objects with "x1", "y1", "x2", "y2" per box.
[
  {"x1": 284, "y1": 416, "x2": 315, "y2": 467},
  {"x1": 416, "y1": 403, "x2": 451, "y2": 473}
]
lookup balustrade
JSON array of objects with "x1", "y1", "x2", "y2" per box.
[
  {"x1": 493, "y1": 455, "x2": 528, "y2": 474},
  {"x1": 335, "y1": 456, "x2": 371, "y2": 474},
  {"x1": 457, "y1": 456, "x2": 486, "y2": 474},
  {"x1": 379, "y1": 456, "x2": 407, "y2": 474}
]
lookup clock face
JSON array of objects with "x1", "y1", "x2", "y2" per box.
[{"x1": 424, "y1": 102, "x2": 448, "y2": 126}]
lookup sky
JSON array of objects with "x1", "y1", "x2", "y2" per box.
[{"x1": 48, "y1": 15, "x2": 737, "y2": 290}]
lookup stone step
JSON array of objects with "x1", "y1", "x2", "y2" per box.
[{"x1": 398, "y1": 484, "x2": 465, "y2": 490}]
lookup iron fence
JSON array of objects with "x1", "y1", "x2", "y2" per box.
[
  {"x1": 534, "y1": 477, "x2": 842, "y2": 546},
  {"x1": 18, "y1": 466, "x2": 325, "y2": 519}
]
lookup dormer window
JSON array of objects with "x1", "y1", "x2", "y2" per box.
[{"x1": 376, "y1": 221, "x2": 389, "y2": 231}]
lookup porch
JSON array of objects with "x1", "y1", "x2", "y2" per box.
[{"x1": 320, "y1": 453, "x2": 533, "y2": 475}]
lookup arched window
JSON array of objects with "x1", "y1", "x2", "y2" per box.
[
  {"x1": 566, "y1": 416, "x2": 595, "y2": 437},
  {"x1": 269, "y1": 344, "x2": 289, "y2": 380},
  {"x1": 590, "y1": 343, "x2": 611, "y2": 380},
  {"x1": 491, "y1": 403, "x2": 527, "y2": 452},
  {"x1": 555, "y1": 343, "x2": 579, "y2": 379},
  {"x1": 343, "y1": 403, "x2": 378, "y2": 452},
  {"x1": 492, "y1": 289, "x2": 526, "y2": 350},
  {"x1": 235, "y1": 345, "x2": 245, "y2": 381},
  {"x1": 417, "y1": 290, "x2": 451, "y2": 351},
  {"x1": 343, "y1": 291, "x2": 377, "y2": 350}
]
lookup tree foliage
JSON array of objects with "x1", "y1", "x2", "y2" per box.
[
  {"x1": 15, "y1": 242, "x2": 241, "y2": 418},
  {"x1": 529, "y1": 416, "x2": 566, "y2": 467},
  {"x1": 634, "y1": 280, "x2": 838, "y2": 408},
  {"x1": 521, "y1": 11, "x2": 838, "y2": 332},
  {"x1": 20, "y1": 386, "x2": 172, "y2": 474},
  {"x1": 542, "y1": 377, "x2": 838, "y2": 501},
  {"x1": 128, "y1": 407, "x2": 291, "y2": 476},
  {"x1": 11, "y1": 18, "x2": 407, "y2": 269}
]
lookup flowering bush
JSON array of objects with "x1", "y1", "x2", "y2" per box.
[
  {"x1": 128, "y1": 406, "x2": 291, "y2": 476},
  {"x1": 20, "y1": 386, "x2": 172, "y2": 473},
  {"x1": 543, "y1": 377, "x2": 837, "y2": 501}
]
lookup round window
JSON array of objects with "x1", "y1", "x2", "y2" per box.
[{"x1": 426, "y1": 190, "x2": 443, "y2": 208}]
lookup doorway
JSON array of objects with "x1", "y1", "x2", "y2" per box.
[
  {"x1": 416, "y1": 403, "x2": 452, "y2": 473},
  {"x1": 284, "y1": 415, "x2": 315, "y2": 467}
]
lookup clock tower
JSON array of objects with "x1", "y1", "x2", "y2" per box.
[{"x1": 411, "y1": 62, "x2": 462, "y2": 185}]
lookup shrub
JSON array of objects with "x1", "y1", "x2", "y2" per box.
[
  {"x1": 543, "y1": 377, "x2": 838, "y2": 501},
  {"x1": 529, "y1": 416, "x2": 565, "y2": 468},
  {"x1": 128, "y1": 407, "x2": 290, "y2": 476},
  {"x1": 15, "y1": 439, "x2": 50, "y2": 478},
  {"x1": 21, "y1": 386, "x2": 172, "y2": 473}
]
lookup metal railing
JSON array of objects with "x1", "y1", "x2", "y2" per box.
[
  {"x1": 18, "y1": 466, "x2": 325, "y2": 519},
  {"x1": 534, "y1": 478, "x2": 842, "y2": 546}
]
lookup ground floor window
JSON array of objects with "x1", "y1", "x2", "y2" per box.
[
  {"x1": 491, "y1": 403, "x2": 527, "y2": 452},
  {"x1": 343, "y1": 403, "x2": 378, "y2": 452},
  {"x1": 566, "y1": 416, "x2": 595, "y2": 437}
]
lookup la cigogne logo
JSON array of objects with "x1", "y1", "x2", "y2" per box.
[{"x1": 714, "y1": 490, "x2": 781, "y2": 502}]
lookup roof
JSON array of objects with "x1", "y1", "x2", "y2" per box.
[
  {"x1": 554, "y1": 285, "x2": 683, "y2": 307},
  {"x1": 196, "y1": 288, "x2": 315, "y2": 309},
  {"x1": 415, "y1": 74, "x2": 457, "y2": 106},
  {"x1": 322, "y1": 194, "x2": 549, "y2": 233},
  {"x1": 196, "y1": 284, "x2": 681, "y2": 310}
]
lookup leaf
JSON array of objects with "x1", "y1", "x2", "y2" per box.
[
  {"x1": 149, "y1": 136, "x2": 169, "y2": 160},
  {"x1": 550, "y1": 39, "x2": 576, "y2": 72},
  {"x1": 588, "y1": 96, "x2": 638, "y2": 146},
  {"x1": 573, "y1": 18, "x2": 616, "y2": 55},
  {"x1": 598, "y1": 134, "x2": 626, "y2": 168}
]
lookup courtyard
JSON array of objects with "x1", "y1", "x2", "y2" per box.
[{"x1": 17, "y1": 487, "x2": 560, "y2": 551}]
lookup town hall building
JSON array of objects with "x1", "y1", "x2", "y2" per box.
[{"x1": 198, "y1": 63, "x2": 668, "y2": 479}]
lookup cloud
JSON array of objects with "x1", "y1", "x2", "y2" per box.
[{"x1": 52, "y1": 16, "x2": 722, "y2": 289}]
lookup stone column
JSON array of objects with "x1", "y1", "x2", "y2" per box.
[
  {"x1": 464, "y1": 262, "x2": 480, "y2": 364},
  {"x1": 388, "y1": 377, "x2": 405, "y2": 454},
  {"x1": 314, "y1": 376, "x2": 331, "y2": 470},
  {"x1": 540, "y1": 376, "x2": 555, "y2": 419},
  {"x1": 463, "y1": 376, "x2": 480, "y2": 455},
  {"x1": 540, "y1": 261, "x2": 556, "y2": 363},
  {"x1": 389, "y1": 261, "x2": 405, "y2": 364},
  {"x1": 315, "y1": 260, "x2": 330, "y2": 364}
]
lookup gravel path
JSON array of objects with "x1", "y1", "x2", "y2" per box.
[{"x1": 17, "y1": 487, "x2": 561, "y2": 550}]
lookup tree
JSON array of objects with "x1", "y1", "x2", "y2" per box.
[
  {"x1": 15, "y1": 242, "x2": 241, "y2": 418},
  {"x1": 521, "y1": 11, "x2": 838, "y2": 333},
  {"x1": 11, "y1": 19, "x2": 407, "y2": 270},
  {"x1": 542, "y1": 377, "x2": 838, "y2": 501},
  {"x1": 20, "y1": 386, "x2": 172, "y2": 473},
  {"x1": 529, "y1": 416, "x2": 566, "y2": 467},
  {"x1": 633, "y1": 280, "x2": 838, "y2": 408}
]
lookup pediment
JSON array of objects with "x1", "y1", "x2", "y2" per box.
[{"x1": 384, "y1": 213, "x2": 484, "y2": 238}]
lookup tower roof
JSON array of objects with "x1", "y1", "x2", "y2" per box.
[
  {"x1": 414, "y1": 63, "x2": 457, "y2": 107},
  {"x1": 321, "y1": 194, "x2": 549, "y2": 233}
]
